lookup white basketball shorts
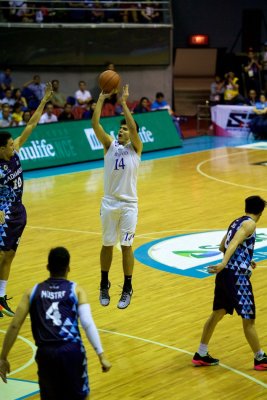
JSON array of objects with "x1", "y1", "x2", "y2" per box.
[{"x1": 100, "y1": 197, "x2": 138, "y2": 246}]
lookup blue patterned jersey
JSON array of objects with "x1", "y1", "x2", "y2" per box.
[
  {"x1": 0, "y1": 152, "x2": 23, "y2": 211},
  {"x1": 224, "y1": 216, "x2": 255, "y2": 275},
  {"x1": 29, "y1": 278, "x2": 82, "y2": 346}
]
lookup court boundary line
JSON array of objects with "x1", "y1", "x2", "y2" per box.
[
  {"x1": 196, "y1": 149, "x2": 267, "y2": 191},
  {"x1": 99, "y1": 328, "x2": 267, "y2": 389}
]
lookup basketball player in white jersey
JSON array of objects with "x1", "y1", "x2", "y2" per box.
[{"x1": 92, "y1": 85, "x2": 142, "y2": 309}]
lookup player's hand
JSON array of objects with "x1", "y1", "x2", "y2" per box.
[
  {"x1": 121, "y1": 84, "x2": 129, "y2": 103},
  {"x1": 44, "y1": 82, "x2": 53, "y2": 101},
  {"x1": 208, "y1": 262, "x2": 225, "y2": 274},
  {"x1": 101, "y1": 358, "x2": 112, "y2": 373},
  {"x1": 251, "y1": 260, "x2": 256, "y2": 269},
  {"x1": 0, "y1": 210, "x2": 5, "y2": 224},
  {"x1": 0, "y1": 359, "x2": 10, "y2": 383},
  {"x1": 98, "y1": 353, "x2": 112, "y2": 372},
  {"x1": 99, "y1": 90, "x2": 116, "y2": 101}
]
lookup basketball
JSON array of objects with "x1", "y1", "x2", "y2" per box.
[{"x1": 98, "y1": 70, "x2": 121, "y2": 93}]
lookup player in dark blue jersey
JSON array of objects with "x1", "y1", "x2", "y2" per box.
[
  {"x1": 0, "y1": 247, "x2": 111, "y2": 399},
  {"x1": 192, "y1": 196, "x2": 267, "y2": 371},
  {"x1": 0, "y1": 82, "x2": 53, "y2": 318}
]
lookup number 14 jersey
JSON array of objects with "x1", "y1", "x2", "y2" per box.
[{"x1": 104, "y1": 140, "x2": 141, "y2": 202}]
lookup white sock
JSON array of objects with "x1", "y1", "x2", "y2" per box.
[
  {"x1": 0, "y1": 280, "x2": 7, "y2": 297},
  {"x1": 255, "y1": 350, "x2": 265, "y2": 360},
  {"x1": 198, "y1": 343, "x2": 208, "y2": 356}
]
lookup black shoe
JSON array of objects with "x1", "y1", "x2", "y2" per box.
[
  {"x1": 117, "y1": 288, "x2": 133, "y2": 309},
  {"x1": 99, "y1": 281, "x2": 111, "y2": 306},
  {"x1": 0, "y1": 310, "x2": 3, "y2": 318},
  {"x1": 0, "y1": 295, "x2": 15, "y2": 317},
  {"x1": 254, "y1": 353, "x2": 267, "y2": 370},
  {"x1": 192, "y1": 352, "x2": 219, "y2": 366}
]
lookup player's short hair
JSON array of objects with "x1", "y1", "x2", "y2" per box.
[
  {"x1": 245, "y1": 196, "x2": 267, "y2": 214},
  {"x1": 120, "y1": 118, "x2": 139, "y2": 132},
  {"x1": 0, "y1": 131, "x2": 12, "y2": 147},
  {"x1": 47, "y1": 247, "x2": 70, "y2": 276}
]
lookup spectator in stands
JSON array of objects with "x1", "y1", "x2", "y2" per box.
[
  {"x1": 12, "y1": 88, "x2": 28, "y2": 111},
  {"x1": 210, "y1": 75, "x2": 225, "y2": 106},
  {"x1": 82, "y1": 99, "x2": 96, "y2": 119},
  {"x1": 151, "y1": 92, "x2": 181, "y2": 138},
  {"x1": 58, "y1": 102, "x2": 75, "y2": 121},
  {"x1": 39, "y1": 102, "x2": 58, "y2": 124},
  {"x1": 50, "y1": 79, "x2": 66, "y2": 109},
  {"x1": 260, "y1": 41, "x2": 267, "y2": 93},
  {"x1": 103, "y1": 0, "x2": 118, "y2": 22},
  {"x1": 11, "y1": 102, "x2": 24, "y2": 125},
  {"x1": 90, "y1": 1, "x2": 105, "y2": 22},
  {"x1": 104, "y1": 61, "x2": 115, "y2": 71},
  {"x1": 67, "y1": 0, "x2": 85, "y2": 22},
  {"x1": 0, "y1": 104, "x2": 12, "y2": 127},
  {"x1": 243, "y1": 48, "x2": 262, "y2": 96},
  {"x1": 0, "y1": 67, "x2": 13, "y2": 93},
  {"x1": 151, "y1": 92, "x2": 173, "y2": 114},
  {"x1": 0, "y1": 88, "x2": 15, "y2": 109},
  {"x1": 23, "y1": 75, "x2": 46, "y2": 103},
  {"x1": 140, "y1": 0, "x2": 161, "y2": 23},
  {"x1": 7, "y1": 1, "x2": 28, "y2": 21},
  {"x1": 245, "y1": 89, "x2": 258, "y2": 106},
  {"x1": 133, "y1": 97, "x2": 151, "y2": 113},
  {"x1": 223, "y1": 72, "x2": 245, "y2": 105},
  {"x1": 120, "y1": 0, "x2": 140, "y2": 23},
  {"x1": 18, "y1": 110, "x2": 32, "y2": 126},
  {"x1": 250, "y1": 93, "x2": 267, "y2": 140},
  {"x1": 74, "y1": 80, "x2": 92, "y2": 108},
  {"x1": 254, "y1": 92, "x2": 267, "y2": 111}
]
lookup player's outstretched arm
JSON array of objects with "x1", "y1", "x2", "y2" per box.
[
  {"x1": 0, "y1": 291, "x2": 30, "y2": 383},
  {"x1": 92, "y1": 92, "x2": 113, "y2": 152},
  {"x1": 14, "y1": 82, "x2": 53, "y2": 151},
  {"x1": 120, "y1": 85, "x2": 143, "y2": 156}
]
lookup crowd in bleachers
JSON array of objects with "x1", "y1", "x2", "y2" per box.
[
  {"x1": 209, "y1": 44, "x2": 267, "y2": 140},
  {"x1": 0, "y1": 69, "x2": 181, "y2": 138},
  {"x1": 0, "y1": 1, "x2": 164, "y2": 24}
]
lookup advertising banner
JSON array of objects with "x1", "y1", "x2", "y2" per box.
[
  {"x1": 1, "y1": 111, "x2": 182, "y2": 171},
  {"x1": 211, "y1": 105, "x2": 255, "y2": 137}
]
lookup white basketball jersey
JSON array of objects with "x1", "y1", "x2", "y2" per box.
[{"x1": 104, "y1": 140, "x2": 141, "y2": 202}]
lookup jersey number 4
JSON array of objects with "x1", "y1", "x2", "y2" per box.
[
  {"x1": 46, "y1": 302, "x2": 62, "y2": 326},
  {"x1": 114, "y1": 158, "x2": 125, "y2": 170}
]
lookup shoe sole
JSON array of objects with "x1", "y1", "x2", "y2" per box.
[
  {"x1": 254, "y1": 365, "x2": 267, "y2": 371},
  {"x1": 192, "y1": 360, "x2": 219, "y2": 366},
  {"x1": 0, "y1": 305, "x2": 14, "y2": 317}
]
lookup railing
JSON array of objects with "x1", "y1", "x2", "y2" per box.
[{"x1": 0, "y1": 1, "x2": 172, "y2": 26}]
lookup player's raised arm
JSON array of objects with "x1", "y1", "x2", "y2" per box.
[
  {"x1": 120, "y1": 85, "x2": 143, "y2": 156},
  {"x1": 92, "y1": 92, "x2": 113, "y2": 153},
  {"x1": 14, "y1": 82, "x2": 53, "y2": 151}
]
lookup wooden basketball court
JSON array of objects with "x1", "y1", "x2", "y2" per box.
[{"x1": 1, "y1": 139, "x2": 267, "y2": 399}]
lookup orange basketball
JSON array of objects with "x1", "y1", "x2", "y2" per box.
[{"x1": 98, "y1": 70, "x2": 121, "y2": 93}]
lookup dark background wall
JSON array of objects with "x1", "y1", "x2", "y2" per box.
[{"x1": 172, "y1": 0, "x2": 267, "y2": 52}]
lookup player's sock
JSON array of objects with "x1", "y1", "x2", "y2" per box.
[
  {"x1": 123, "y1": 275, "x2": 132, "y2": 293},
  {"x1": 198, "y1": 343, "x2": 208, "y2": 356},
  {"x1": 0, "y1": 280, "x2": 7, "y2": 297},
  {"x1": 100, "y1": 271, "x2": 109, "y2": 289}
]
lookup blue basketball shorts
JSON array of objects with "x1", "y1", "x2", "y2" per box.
[
  {"x1": 0, "y1": 203, "x2": 27, "y2": 251},
  {"x1": 213, "y1": 268, "x2": 255, "y2": 319},
  {"x1": 35, "y1": 342, "x2": 89, "y2": 400}
]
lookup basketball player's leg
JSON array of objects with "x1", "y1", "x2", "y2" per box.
[
  {"x1": 243, "y1": 319, "x2": 267, "y2": 370},
  {"x1": 117, "y1": 202, "x2": 137, "y2": 309},
  {"x1": 99, "y1": 198, "x2": 119, "y2": 306},
  {"x1": 192, "y1": 271, "x2": 230, "y2": 366},
  {"x1": 0, "y1": 204, "x2": 26, "y2": 316}
]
